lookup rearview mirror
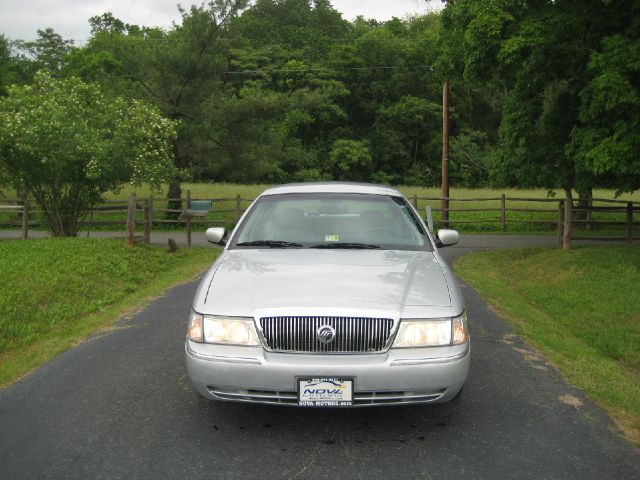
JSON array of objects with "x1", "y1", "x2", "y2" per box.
[
  {"x1": 436, "y1": 229, "x2": 459, "y2": 247},
  {"x1": 205, "y1": 227, "x2": 226, "y2": 245}
]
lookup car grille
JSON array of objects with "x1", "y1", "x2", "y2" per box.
[
  {"x1": 207, "y1": 386, "x2": 298, "y2": 405},
  {"x1": 259, "y1": 316, "x2": 394, "y2": 353},
  {"x1": 206, "y1": 385, "x2": 446, "y2": 406}
]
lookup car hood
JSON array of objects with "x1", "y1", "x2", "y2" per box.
[{"x1": 198, "y1": 249, "x2": 453, "y2": 318}]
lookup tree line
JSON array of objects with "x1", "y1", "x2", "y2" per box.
[{"x1": 0, "y1": 0, "x2": 638, "y2": 235}]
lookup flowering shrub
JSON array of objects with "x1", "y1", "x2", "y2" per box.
[{"x1": 0, "y1": 72, "x2": 177, "y2": 236}]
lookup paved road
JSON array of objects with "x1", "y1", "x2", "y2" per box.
[{"x1": 1, "y1": 240, "x2": 638, "y2": 479}]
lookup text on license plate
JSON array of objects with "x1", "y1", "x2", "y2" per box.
[{"x1": 298, "y1": 378, "x2": 353, "y2": 407}]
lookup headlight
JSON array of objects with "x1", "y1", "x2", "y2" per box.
[
  {"x1": 393, "y1": 319, "x2": 452, "y2": 347},
  {"x1": 203, "y1": 317, "x2": 260, "y2": 346},
  {"x1": 452, "y1": 310, "x2": 469, "y2": 345},
  {"x1": 186, "y1": 311, "x2": 260, "y2": 346},
  {"x1": 187, "y1": 310, "x2": 204, "y2": 342},
  {"x1": 392, "y1": 311, "x2": 468, "y2": 348}
]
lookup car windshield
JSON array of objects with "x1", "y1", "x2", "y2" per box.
[{"x1": 232, "y1": 193, "x2": 432, "y2": 251}]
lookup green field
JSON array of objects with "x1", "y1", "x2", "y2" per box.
[
  {"x1": 1, "y1": 183, "x2": 639, "y2": 235},
  {"x1": 454, "y1": 246, "x2": 640, "y2": 446},
  {"x1": 0, "y1": 238, "x2": 217, "y2": 386}
]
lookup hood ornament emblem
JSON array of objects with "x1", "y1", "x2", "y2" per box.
[{"x1": 316, "y1": 325, "x2": 336, "y2": 344}]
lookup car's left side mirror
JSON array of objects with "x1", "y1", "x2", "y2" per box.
[
  {"x1": 435, "y1": 229, "x2": 459, "y2": 248},
  {"x1": 205, "y1": 227, "x2": 226, "y2": 246}
]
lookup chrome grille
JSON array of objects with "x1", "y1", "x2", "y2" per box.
[
  {"x1": 205, "y1": 385, "x2": 446, "y2": 406},
  {"x1": 259, "y1": 316, "x2": 394, "y2": 353}
]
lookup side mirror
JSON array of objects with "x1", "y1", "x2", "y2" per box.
[
  {"x1": 205, "y1": 227, "x2": 226, "y2": 245},
  {"x1": 436, "y1": 229, "x2": 459, "y2": 248}
]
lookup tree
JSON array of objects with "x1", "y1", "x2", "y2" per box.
[
  {"x1": 195, "y1": 80, "x2": 346, "y2": 183},
  {"x1": 82, "y1": 2, "x2": 249, "y2": 208},
  {"x1": 17, "y1": 28, "x2": 74, "y2": 72},
  {"x1": 326, "y1": 13, "x2": 447, "y2": 185},
  {"x1": 440, "y1": 0, "x2": 638, "y2": 248},
  {"x1": 328, "y1": 139, "x2": 372, "y2": 181},
  {"x1": 0, "y1": 35, "x2": 12, "y2": 96},
  {"x1": 449, "y1": 131, "x2": 492, "y2": 188},
  {"x1": 0, "y1": 72, "x2": 176, "y2": 236},
  {"x1": 0, "y1": 34, "x2": 36, "y2": 93},
  {"x1": 231, "y1": 0, "x2": 349, "y2": 62},
  {"x1": 570, "y1": 32, "x2": 640, "y2": 195},
  {"x1": 8, "y1": 28, "x2": 75, "y2": 85},
  {"x1": 373, "y1": 95, "x2": 441, "y2": 184}
]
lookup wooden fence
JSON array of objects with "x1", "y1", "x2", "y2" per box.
[
  {"x1": 407, "y1": 194, "x2": 639, "y2": 246},
  {"x1": 0, "y1": 203, "x2": 29, "y2": 239},
  {"x1": 0, "y1": 192, "x2": 252, "y2": 248},
  {"x1": 1, "y1": 191, "x2": 638, "y2": 247},
  {"x1": 121, "y1": 192, "x2": 250, "y2": 248}
]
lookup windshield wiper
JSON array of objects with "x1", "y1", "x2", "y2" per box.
[
  {"x1": 235, "y1": 240, "x2": 303, "y2": 248},
  {"x1": 309, "y1": 242, "x2": 381, "y2": 249}
]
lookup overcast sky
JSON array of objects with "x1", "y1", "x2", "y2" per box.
[{"x1": 1, "y1": 1, "x2": 443, "y2": 42}]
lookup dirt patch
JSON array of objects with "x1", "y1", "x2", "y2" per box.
[
  {"x1": 513, "y1": 346, "x2": 545, "y2": 364},
  {"x1": 500, "y1": 333, "x2": 517, "y2": 345},
  {"x1": 559, "y1": 394, "x2": 583, "y2": 409},
  {"x1": 531, "y1": 364, "x2": 549, "y2": 371}
]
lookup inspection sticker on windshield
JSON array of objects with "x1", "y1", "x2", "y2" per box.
[
  {"x1": 324, "y1": 234, "x2": 340, "y2": 242},
  {"x1": 298, "y1": 378, "x2": 353, "y2": 407}
]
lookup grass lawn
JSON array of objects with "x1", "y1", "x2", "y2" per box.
[
  {"x1": 0, "y1": 238, "x2": 218, "y2": 387},
  {"x1": 454, "y1": 246, "x2": 640, "y2": 446}
]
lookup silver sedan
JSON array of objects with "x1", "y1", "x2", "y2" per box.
[{"x1": 185, "y1": 182, "x2": 469, "y2": 407}]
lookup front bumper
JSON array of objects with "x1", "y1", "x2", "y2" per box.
[{"x1": 185, "y1": 340, "x2": 470, "y2": 406}]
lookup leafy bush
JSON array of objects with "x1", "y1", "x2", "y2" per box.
[{"x1": 0, "y1": 72, "x2": 177, "y2": 236}]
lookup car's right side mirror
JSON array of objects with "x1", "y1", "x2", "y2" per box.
[
  {"x1": 205, "y1": 227, "x2": 226, "y2": 246},
  {"x1": 435, "y1": 229, "x2": 459, "y2": 248}
]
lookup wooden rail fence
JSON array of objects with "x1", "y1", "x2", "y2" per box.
[
  {"x1": 0, "y1": 202, "x2": 29, "y2": 239},
  {"x1": 1, "y1": 191, "x2": 638, "y2": 247},
  {"x1": 410, "y1": 194, "x2": 639, "y2": 245}
]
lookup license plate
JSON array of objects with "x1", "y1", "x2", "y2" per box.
[{"x1": 298, "y1": 378, "x2": 353, "y2": 407}]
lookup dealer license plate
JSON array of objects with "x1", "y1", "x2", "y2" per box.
[{"x1": 298, "y1": 378, "x2": 353, "y2": 407}]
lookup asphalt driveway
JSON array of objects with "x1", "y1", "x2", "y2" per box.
[{"x1": 0, "y1": 240, "x2": 638, "y2": 479}]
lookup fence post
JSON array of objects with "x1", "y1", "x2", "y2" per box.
[
  {"x1": 21, "y1": 199, "x2": 29, "y2": 240},
  {"x1": 586, "y1": 192, "x2": 593, "y2": 231},
  {"x1": 126, "y1": 192, "x2": 136, "y2": 246},
  {"x1": 626, "y1": 202, "x2": 633, "y2": 245},
  {"x1": 186, "y1": 189, "x2": 192, "y2": 250},
  {"x1": 235, "y1": 194, "x2": 241, "y2": 222},
  {"x1": 425, "y1": 206, "x2": 434, "y2": 234},
  {"x1": 563, "y1": 197, "x2": 573, "y2": 250},
  {"x1": 144, "y1": 196, "x2": 153, "y2": 245},
  {"x1": 411, "y1": 194, "x2": 418, "y2": 209},
  {"x1": 557, "y1": 200, "x2": 564, "y2": 247},
  {"x1": 500, "y1": 194, "x2": 506, "y2": 232}
]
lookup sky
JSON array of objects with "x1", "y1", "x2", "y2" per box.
[{"x1": 0, "y1": 0, "x2": 443, "y2": 42}]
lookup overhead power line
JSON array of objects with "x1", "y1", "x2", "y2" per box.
[
  {"x1": 224, "y1": 65, "x2": 435, "y2": 75},
  {"x1": 46, "y1": 63, "x2": 436, "y2": 80},
  {"x1": 9, "y1": 30, "x2": 439, "y2": 45}
]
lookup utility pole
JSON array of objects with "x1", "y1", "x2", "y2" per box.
[{"x1": 441, "y1": 79, "x2": 450, "y2": 227}]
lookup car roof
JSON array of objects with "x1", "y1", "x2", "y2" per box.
[{"x1": 259, "y1": 182, "x2": 403, "y2": 197}]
